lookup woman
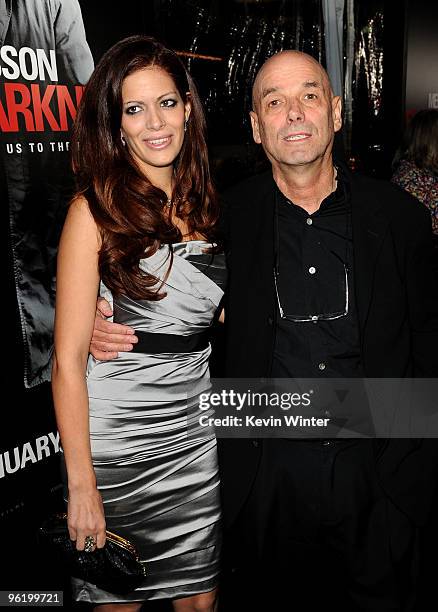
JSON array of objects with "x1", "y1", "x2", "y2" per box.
[
  {"x1": 51, "y1": 35, "x2": 225, "y2": 612},
  {"x1": 392, "y1": 109, "x2": 438, "y2": 237}
]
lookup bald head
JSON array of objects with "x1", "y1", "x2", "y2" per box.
[
  {"x1": 248, "y1": 49, "x2": 342, "y2": 173},
  {"x1": 252, "y1": 50, "x2": 333, "y2": 111}
]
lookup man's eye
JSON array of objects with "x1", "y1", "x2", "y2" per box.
[
  {"x1": 161, "y1": 99, "x2": 177, "y2": 108},
  {"x1": 304, "y1": 93, "x2": 317, "y2": 100},
  {"x1": 125, "y1": 105, "x2": 141, "y2": 115},
  {"x1": 268, "y1": 99, "x2": 280, "y2": 107}
]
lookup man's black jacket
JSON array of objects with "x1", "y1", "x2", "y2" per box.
[{"x1": 218, "y1": 167, "x2": 438, "y2": 529}]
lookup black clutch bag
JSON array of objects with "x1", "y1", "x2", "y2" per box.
[{"x1": 39, "y1": 513, "x2": 146, "y2": 594}]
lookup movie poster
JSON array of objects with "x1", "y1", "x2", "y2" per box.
[{"x1": 1, "y1": 0, "x2": 93, "y2": 388}]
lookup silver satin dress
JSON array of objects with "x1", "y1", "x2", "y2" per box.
[{"x1": 71, "y1": 241, "x2": 226, "y2": 603}]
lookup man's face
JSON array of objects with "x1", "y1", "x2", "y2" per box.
[{"x1": 250, "y1": 53, "x2": 342, "y2": 171}]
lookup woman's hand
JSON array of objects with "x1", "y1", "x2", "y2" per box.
[{"x1": 67, "y1": 486, "x2": 107, "y2": 551}]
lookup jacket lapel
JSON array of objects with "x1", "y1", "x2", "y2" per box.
[
  {"x1": 256, "y1": 175, "x2": 276, "y2": 272},
  {"x1": 350, "y1": 173, "x2": 390, "y2": 335},
  {"x1": 239, "y1": 172, "x2": 276, "y2": 287}
]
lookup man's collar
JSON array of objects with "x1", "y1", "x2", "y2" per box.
[{"x1": 275, "y1": 164, "x2": 350, "y2": 215}]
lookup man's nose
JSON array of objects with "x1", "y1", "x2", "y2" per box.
[{"x1": 286, "y1": 100, "x2": 305, "y2": 122}]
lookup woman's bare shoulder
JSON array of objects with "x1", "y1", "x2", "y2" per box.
[
  {"x1": 63, "y1": 195, "x2": 100, "y2": 245},
  {"x1": 68, "y1": 194, "x2": 94, "y2": 217}
]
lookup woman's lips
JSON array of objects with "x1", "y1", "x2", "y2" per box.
[{"x1": 143, "y1": 135, "x2": 172, "y2": 149}]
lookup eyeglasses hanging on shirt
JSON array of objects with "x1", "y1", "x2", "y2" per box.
[{"x1": 273, "y1": 173, "x2": 350, "y2": 323}]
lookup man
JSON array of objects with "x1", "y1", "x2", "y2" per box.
[{"x1": 91, "y1": 51, "x2": 438, "y2": 610}]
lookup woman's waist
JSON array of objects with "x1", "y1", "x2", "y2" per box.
[
  {"x1": 86, "y1": 373, "x2": 211, "y2": 403},
  {"x1": 86, "y1": 349, "x2": 211, "y2": 398}
]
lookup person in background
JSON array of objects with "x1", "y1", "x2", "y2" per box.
[
  {"x1": 52, "y1": 35, "x2": 225, "y2": 612},
  {"x1": 392, "y1": 109, "x2": 438, "y2": 240}
]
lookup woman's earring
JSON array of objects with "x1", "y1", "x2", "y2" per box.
[
  {"x1": 184, "y1": 119, "x2": 188, "y2": 133},
  {"x1": 121, "y1": 133, "x2": 126, "y2": 146}
]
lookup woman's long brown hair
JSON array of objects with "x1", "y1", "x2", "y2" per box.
[{"x1": 71, "y1": 35, "x2": 220, "y2": 300}]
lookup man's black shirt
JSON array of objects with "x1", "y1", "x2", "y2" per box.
[{"x1": 272, "y1": 168, "x2": 363, "y2": 378}]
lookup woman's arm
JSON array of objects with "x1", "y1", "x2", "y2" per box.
[{"x1": 51, "y1": 197, "x2": 106, "y2": 550}]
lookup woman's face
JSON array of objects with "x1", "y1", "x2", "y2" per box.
[{"x1": 120, "y1": 66, "x2": 190, "y2": 179}]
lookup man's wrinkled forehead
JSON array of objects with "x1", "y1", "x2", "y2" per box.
[{"x1": 252, "y1": 51, "x2": 332, "y2": 108}]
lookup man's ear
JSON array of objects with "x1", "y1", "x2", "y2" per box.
[
  {"x1": 250, "y1": 110, "x2": 262, "y2": 144},
  {"x1": 332, "y1": 95, "x2": 343, "y2": 133}
]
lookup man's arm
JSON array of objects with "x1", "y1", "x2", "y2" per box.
[
  {"x1": 90, "y1": 298, "x2": 138, "y2": 360},
  {"x1": 91, "y1": 192, "x2": 230, "y2": 360}
]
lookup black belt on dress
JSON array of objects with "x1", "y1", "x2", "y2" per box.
[{"x1": 131, "y1": 329, "x2": 210, "y2": 354}]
